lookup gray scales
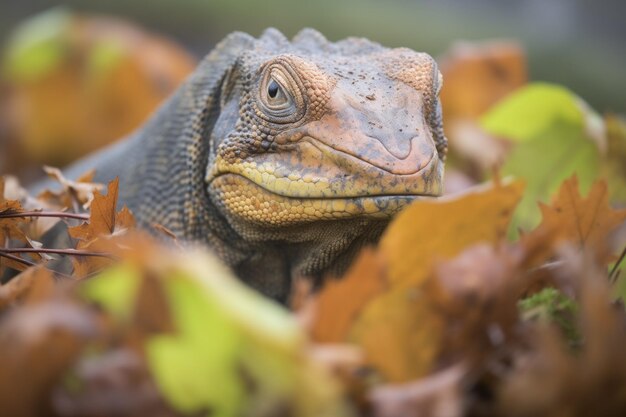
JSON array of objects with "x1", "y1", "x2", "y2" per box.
[{"x1": 58, "y1": 28, "x2": 447, "y2": 302}]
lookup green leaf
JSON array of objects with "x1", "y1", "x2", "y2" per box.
[
  {"x1": 480, "y1": 83, "x2": 605, "y2": 232},
  {"x1": 2, "y1": 8, "x2": 72, "y2": 82},
  {"x1": 147, "y1": 272, "x2": 244, "y2": 417},
  {"x1": 81, "y1": 252, "x2": 349, "y2": 417},
  {"x1": 480, "y1": 83, "x2": 586, "y2": 143},
  {"x1": 603, "y1": 114, "x2": 626, "y2": 204},
  {"x1": 79, "y1": 264, "x2": 141, "y2": 321}
]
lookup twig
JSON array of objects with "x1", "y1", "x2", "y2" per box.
[
  {"x1": 0, "y1": 211, "x2": 89, "y2": 221},
  {"x1": 0, "y1": 247, "x2": 115, "y2": 259},
  {"x1": 0, "y1": 251, "x2": 38, "y2": 268},
  {"x1": 1, "y1": 251, "x2": 79, "y2": 280},
  {"x1": 609, "y1": 245, "x2": 626, "y2": 284}
]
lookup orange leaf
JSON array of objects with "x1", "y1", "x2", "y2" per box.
[
  {"x1": 381, "y1": 179, "x2": 524, "y2": 288},
  {"x1": 0, "y1": 266, "x2": 56, "y2": 310},
  {"x1": 39, "y1": 166, "x2": 103, "y2": 209},
  {"x1": 526, "y1": 176, "x2": 626, "y2": 264},
  {"x1": 69, "y1": 178, "x2": 119, "y2": 244},
  {"x1": 311, "y1": 248, "x2": 388, "y2": 343},
  {"x1": 349, "y1": 286, "x2": 444, "y2": 382},
  {"x1": 115, "y1": 206, "x2": 136, "y2": 233}
]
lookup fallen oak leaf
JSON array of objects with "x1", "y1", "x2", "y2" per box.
[{"x1": 522, "y1": 176, "x2": 626, "y2": 267}]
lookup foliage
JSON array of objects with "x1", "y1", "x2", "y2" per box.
[{"x1": 0, "y1": 17, "x2": 626, "y2": 417}]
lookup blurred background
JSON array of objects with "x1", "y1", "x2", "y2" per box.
[{"x1": 0, "y1": 0, "x2": 624, "y2": 181}]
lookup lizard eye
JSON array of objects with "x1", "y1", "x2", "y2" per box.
[
  {"x1": 268, "y1": 79, "x2": 280, "y2": 98},
  {"x1": 266, "y1": 78, "x2": 288, "y2": 105},
  {"x1": 258, "y1": 63, "x2": 306, "y2": 124}
]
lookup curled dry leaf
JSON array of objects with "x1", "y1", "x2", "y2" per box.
[
  {"x1": 39, "y1": 166, "x2": 103, "y2": 210},
  {"x1": 1, "y1": 176, "x2": 44, "y2": 272}
]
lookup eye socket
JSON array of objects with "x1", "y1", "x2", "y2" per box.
[{"x1": 257, "y1": 62, "x2": 306, "y2": 124}]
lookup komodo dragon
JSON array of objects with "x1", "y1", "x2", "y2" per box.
[{"x1": 61, "y1": 28, "x2": 447, "y2": 301}]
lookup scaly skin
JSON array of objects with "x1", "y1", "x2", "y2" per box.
[{"x1": 62, "y1": 28, "x2": 447, "y2": 301}]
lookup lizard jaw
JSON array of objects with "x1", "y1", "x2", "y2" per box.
[
  {"x1": 207, "y1": 173, "x2": 428, "y2": 226},
  {"x1": 208, "y1": 136, "x2": 443, "y2": 201}
]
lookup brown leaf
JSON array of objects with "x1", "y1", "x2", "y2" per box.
[
  {"x1": 0, "y1": 266, "x2": 56, "y2": 310},
  {"x1": 0, "y1": 300, "x2": 100, "y2": 417},
  {"x1": 69, "y1": 178, "x2": 119, "y2": 244},
  {"x1": 349, "y1": 286, "x2": 444, "y2": 382},
  {"x1": 39, "y1": 166, "x2": 103, "y2": 210},
  {"x1": 51, "y1": 349, "x2": 180, "y2": 417},
  {"x1": 0, "y1": 177, "x2": 38, "y2": 272},
  {"x1": 69, "y1": 237, "x2": 116, "y2": 278},
  {"x1": 523, "y1": 176, "x2": 626, "y2": 266},
  {"x1": 311, "y1": 248, "x2": 388, "y2": 343},
  {"x1": 131, "y1": 273, "x2": 174, "y2": 338},
  {"x1": 115, "y1": 205, "x2": 136, "y2": 233},
  {"x1": 425, "y1": 244, "x2": 521, "y2": 363},
  {"x1": 381, "y1": 179, "x2": 524, "y2": 288}
]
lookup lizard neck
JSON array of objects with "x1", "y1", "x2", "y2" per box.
[{"x1": 208, "y1": 211, "x2": 389, "y2": 301}]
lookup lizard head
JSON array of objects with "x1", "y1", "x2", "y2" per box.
[{"x1": 206, "y1": 28, "x2": 446, "y2": 227}]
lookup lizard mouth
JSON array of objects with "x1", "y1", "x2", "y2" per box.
[
  {"x1": 208, "y1": 173, "x2": 425, "y2": 225},
  {"x1": 207, "y1": 136, "x2": 443, "y2": 226},
  {"x1": 210, "y1": 137, "x2": 443, "y2": 197}
]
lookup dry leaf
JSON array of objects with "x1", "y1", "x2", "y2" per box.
[
  {"x1": 0, "y1": 266, "x2": 56, "y2": 310},
  {"x1": 0, "y1": 300, "x2": 100, "y2": 417},
  {"x1": 311, "y1": 248, "x2": 388, "y2": 343},
  {"x1": 39, "y1": 166, "x2": 103, "y2": 210},
  {"x1": 381, "y1": 179, "x2": 524, "y2": 288},
  {"x1": 349, "y1": 285, "x2": 444, "y2": 382},
  {"x1": 523, "y1": 176, "x2": 626, "y2": 266},
  {"x1": 68, "y1": 178, "x2": 119, "y2": 243}
]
